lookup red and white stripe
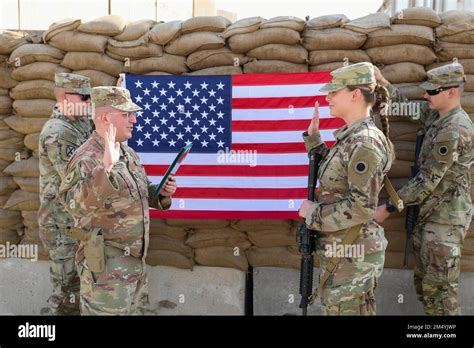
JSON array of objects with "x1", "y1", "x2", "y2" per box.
[{"x1": 140, "y1": 72, "x2": 343, "y2": 219}]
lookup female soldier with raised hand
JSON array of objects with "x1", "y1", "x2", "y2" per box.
[{"x1": 298, "y1": 62, "x2": 395, "y2": 315}]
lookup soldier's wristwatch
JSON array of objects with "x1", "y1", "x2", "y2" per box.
[{"x1": 385, "y1": 199, "x2": 396, "y2": 213}]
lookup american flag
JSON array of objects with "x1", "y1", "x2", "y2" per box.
[{"x1": 124, "y1": 72, "x2": 344, "y2": 220}]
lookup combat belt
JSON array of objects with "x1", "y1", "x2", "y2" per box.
[
  {"x1": 65, "y1": 226, "x2": 142, "y2": 273},
  {"x1": 308, "y1": 176, "x2": 404, "y2": 305}
]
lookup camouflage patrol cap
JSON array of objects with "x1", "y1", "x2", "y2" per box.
[
  {"x1": 319, "y1": 62, "x2": 376, "y2": 93},
  {"x1": 91, "y1": 86, "x2": 142, "y2": 112},
  {"x1": 54, "y1": 72, "x2": 91, "y2": 95},
  {"x1": 419, "y1": 62, "x2": 466, "y2": 91}
]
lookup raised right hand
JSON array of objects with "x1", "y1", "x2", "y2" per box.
[
  {"x1": 308, "y1": 101, "x2": 320, "y2": 136},
  {"x1": 103, "y1": 123, "x2": 120, "y2": 173}
]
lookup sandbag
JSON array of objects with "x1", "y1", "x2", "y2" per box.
[
  {"x1": 181, "y1": 16, "x2": 231, "y2": 34},
  {"x1": 0, "y1": 96, "x2": 12, "y2": 114},
  {"x1": 61, "y1": 52, "x2": 123, "y2": 76},
  {"x1": 246, "y1": 246, "x2": 301, "y2": 269},
  {"x1": 462, "y1": 93, "x2": 474, "y2": 111},
  {"x1": 4, "y1": 157, "x2": 39, "y2": 177},
  {"x1": 228, "y1": 28, "x2": 301, "y2": 54},
  {"x1": 247, "y1": 44, "x2": 307, "y2": 64},
  {"x1": 392, "y1": 7, "x2": 441, "y2": 28},
  {"x1": 185, "y1": 228, "x2": 251, "y2": 249},
  {"x1": 393, "y1": 82, "x2": 426, "y2": 100},
  {"x1": 145, "y1": 249, "x2": 194, "y2": 269},
  {"x1": 364, "y1": 24, "x2": 434, "y2": 48},
  {"x1": 22, "y1": 209, "x2": 39, "y2": 228},
  {"x1": 436, "y1": 10, "x2": 474, "y2": 37},
  {"x1": 0, "y1": 209, "x2": 21, "y2": 229},
  {"x1": 186, "y1": 47, "x2": 249, "y2": 70},
  {"x1": 13, "y1": 99, "x2": 56, "y2": 118},
  {"x1": 149, "y1": 20, "x2": 183, "y2": 45},
  {"x1": 124, "y1": 54, "x2": 187, "y2": 75},
  {"x1": 302, "y1": 28, "x2": 367, "y2": 50},
  {"x1": 106, "y1": 43, "x2": 163, "y2": 61},
  {"x1": 462, "y1": 237, "x2": 474, "y2": 256},
  {"x1": 3, "y1": 189, "x2": 40, "y2": 211},
  {"x1": 366, "y1": 44, "x2": 436, "y2": 65},
  {"x1": 0, "y1": 67, "x2": 18, "y2": 89},
  {"x1": 148, "y1": 235, "x2": 194, "y2": 258},
  {"x1": 393, "y1": 141, "x2": 416, "y2": 162},
  {"x1": 24, "y1": 133, "x2": 40, "y2": 152},
  {"x1": 165, "y1": 218, "x2": 229, "y2": 229},
  {"x1": 309, "y1": 50, "x2": 370, "y2": 65},
  {"x1": 436, "y1": 42, "x2": 474, "y2": 62},
  {"x1": 4, "y1": 115, "x2": 49, "y2": 135},
  {"x1": 0, "y1": 195, "x2": 9, "y2": 206},
  {"x1": 113, "y1": 19, "x2": 157, "y2": 41},
  {"x1": 0, "y1": 30, "x2": 29, "y2": 55},
  {"x1": 11, "y1": 62, "x2": 70, "y2": 82},
  {"x1": 0, "y1": 229, "x2": 21, "y2": 244},
  {"x1": 426, "y1": 59, "x2": 474, "y2": 74},
  {"x1": 0, "y1": 89, "x2": 8, "y2": 96},
  {"x1": 388, "y1": 159, "x2": 413, "y2": 178},
  {"x1": 144, "y1": 71, "x2": 172, "y2": 76},
  {"x1": 247, "y1": 229, "x2": 297, "y2": 248},
  {"x1": 10, "y1": 80, "x2": 55, "y2": 100},
  {"x1": 439, "y1": 31, "x2": 474, "y2": 44},
  {"x1": 381, "y1": 63, "x2": 426, "y2": 84},
  {"x1": 260, "y1": 16, "x2": 305, "y2": 32},
  {"x1": 9, "y1": 44, "x2": 64, "y2": 66},
  {"x1": 385, "y1": 230, "x2": 406, "y2": 252},
  {"x1": 185, "y1": 66, "x2": 243, "y2": 75},
  {"x1": 107, "y1": 35, "x2": 149, "y2": 48},
  {"x1": 165, "y1": 31, "x2": 225, "y2": 56},
  {"x1": 49, "y1": 31, "x2": 108, "y2": 53},
  {"x1": 306, "y1": 14, "x2": 349, "y2": 30},
  {"x1": 42, "y1": 18, "x2": 81, "y2": 42},
  {"x1": 220, "y1": 17, "x2": 263, "y2": 39},
  {"x1": 0, "y1": 177, "x2": 18, "y2": 196},
  {"x1": 13, "y1": 176, "x2": 39, "y2": 193},
  {"x1": 341, "y1": 13, "x2": 391, "y2": 33},
  {"x1": 194, "y1": 246, "x2": 248, "y2": 271},
  {"x1": 78, "y1": 15, "x2": 127, "y2": 36},
  {"x1": 149, "y1": 219, "x2": 188, "y2": 240},
  {"x1": 0, "y1": 129, "x2": 23, "y2": 146},
  {"x1": 231, "y1": 219, "x2": 291, "y2": 232},
  {"x1": 0, "y1": 146, "x2": 28, "y2": 162},
  {"x1": 466, "y1": 75, "x2": 474, "y2": 92},
  {"x1": 310, "y1": 62, "x2": 347, "y2": 72},
  {"x1": 244, "y1": 59, "x2": 307, "y2": 74},
  {"x1": 72, "y1": 70, "x2": 117, "y2": 87}
]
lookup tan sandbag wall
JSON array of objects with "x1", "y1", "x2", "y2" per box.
[{"x1": 0, "y1": 8, "x2": 473, "y2": 270}]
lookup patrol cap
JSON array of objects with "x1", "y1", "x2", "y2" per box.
[
  {"x1": 319, "y1": 62, "x2": 376, "y2": 93},
  {"x1": 91, "y1": 86, "x2": 142, "y2": 112},
  {"x1": 419, "y1": 62, "x2": 466, "y2": 91},
  {"x1": 54, "y1": 72, "x2": 91, "y2": 95}
]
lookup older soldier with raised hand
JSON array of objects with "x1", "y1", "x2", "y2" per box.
[
  {"x1": 39, "y1": 73, "x2": 92, "y2": 315},
  {"x1": 375, "y1": 63, "x2": 473, "y2": 315},
  {"x1": 59, "y1": 86, "x2": 176, "y2": 315}
]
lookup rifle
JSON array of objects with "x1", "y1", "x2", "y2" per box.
[
  {"x1": 404, "y1": 128, "x2": 425, "y2": 268},
  {"x1": 297, "y1": 148, "x2": 322, "y2": 316}
]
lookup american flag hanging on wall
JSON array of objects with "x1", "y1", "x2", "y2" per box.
[{"x1": 124, "y1": 72, "x2": 344, "y2": 219}]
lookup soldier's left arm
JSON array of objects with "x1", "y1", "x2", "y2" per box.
[
  {"x1": 397, "y1": 128, "x2": 461, "y2": 206},
  {"x1": 305, "y1": 140, "x2": 385, "y2": 232}
]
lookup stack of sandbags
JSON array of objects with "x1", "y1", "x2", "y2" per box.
[
  {"x1": 432, "y1": 11, "x2": 474, "y2": 118},
  {"x1": 146, "y1": 219, "x2": 194, "y2": 270},
  {"x1": 51, "y1": 16, "x2": 125, "y2": 86},
  {"x1": 303, "y1": 14, "x2": 371, "y2": 73},
  {"x1": 221, "y1": 16, "x2": 305, "y2": 74}
]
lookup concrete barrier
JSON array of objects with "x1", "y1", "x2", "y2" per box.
[{"x1": 0, "y1": 259, "x2": 246, "y2": 315}]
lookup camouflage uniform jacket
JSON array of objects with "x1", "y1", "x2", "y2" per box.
[
  {"x1": 59, "y1": 131, "x2": 171, "y2": 259},
  {"x1": 388, "y1": 86, "x2": 473, "y2": 226},
  {"x1": 303, "y1": 117, "x2": 392, "y2": 255},
  {"x1": 39, "y1": 105, "x2": 92, "y2": 229}
]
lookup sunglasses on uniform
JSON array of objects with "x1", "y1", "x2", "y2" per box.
[
  {"x1": 65, "y1": 93, "x2": 91, "y2": 101},
  {"x1": 426, "y1": 85, "x2": 459, "y2": 96}
]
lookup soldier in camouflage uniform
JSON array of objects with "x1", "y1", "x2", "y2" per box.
[
  {"x1": 39, "y1": 73, "x2": 92, "y2": 315},
  {"x1": 58, "y1": 86, "x2": 176, "y2": 315},
  {"x1": 375, "y1": 63, "x2": 473, "y2": 315},
  {"x1": 298, "y1": 63, "x2": 395, "y2": 315}
]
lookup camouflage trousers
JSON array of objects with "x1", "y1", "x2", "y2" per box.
[
  {"x1": 39, "y1": 226, "x2": 80, "y2": 315},
  {"x1": 77, "y1": 246, "x2": 149, "y2": 315},
  {"x1": 412, "y1": 222, "x2": 467, "y2": 315},
  {"x1": 320, "y1": 251, "x2": 384, "y2": 316}
]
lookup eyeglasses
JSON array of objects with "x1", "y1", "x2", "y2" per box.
[
  {"x1": 109, "y1": 112, "x2": 137, "y2": 119},
  {"x1": 426, "y1": 86, "x2": 459, "y2": 96},
  {"x1": 65, "y1": 93, "x2": 91, "y2": 101}
]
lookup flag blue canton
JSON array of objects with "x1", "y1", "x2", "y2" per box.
[{"x1": 125, "y1": 74, "x2": 232, "y2": 153}]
